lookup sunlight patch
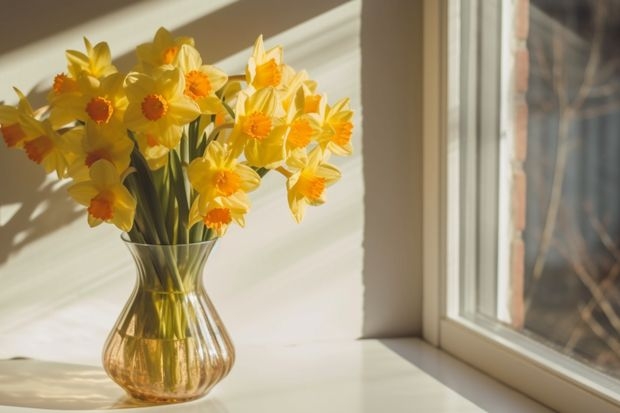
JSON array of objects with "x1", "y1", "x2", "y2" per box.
[{"x1": 0, "y1": 203, "x2": 22, "y2": 226}]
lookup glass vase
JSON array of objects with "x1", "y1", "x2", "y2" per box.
[{"x1": 102, "y1": 236, "x2": 235, "y2": 403}]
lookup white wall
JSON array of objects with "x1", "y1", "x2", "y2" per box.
[
  {"x1": 360, "y1": 0, "x2": 423, "y2": 338},
  {"x1": 0, "y1": 0, "x2": 423, "y2": 365}
]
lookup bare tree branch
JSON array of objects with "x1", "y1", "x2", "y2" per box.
[
  {"x1": 565, "y1": 261, "x2": 620, "y2": 351},
  {"x1": 577, "y1": 303, "x2": 620, "y2": 358},
  {"x1": 578, "y1": 100, "x2": 620, "y2": 119},
  {"x1": 555, "y1": 241, "x2": 620, "y2": 333},
  {"x1": 527, "y1": 1, "x2": 608, "y2": 312}
]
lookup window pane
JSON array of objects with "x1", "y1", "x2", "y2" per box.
[
  {"x1": 459, "y1": 0, "x2": 620, "y2": 382},
  {"x1": 525, "y1": 0, "x2": 620, "y2": 380}
]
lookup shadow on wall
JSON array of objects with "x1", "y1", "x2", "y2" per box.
[
  {"x1": 0, "y1": 0, "x2": 349, "y2": 264},
  {"x1": 0, "y1": 148, "x2": 81, "y2": 265},
  {"x1": 0, "y1": 0, "x2": 147, "y2": 56}
]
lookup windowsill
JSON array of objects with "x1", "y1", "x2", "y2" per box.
[{"x1": 0, "y1": 338, "x2": 552, "y2": 412}]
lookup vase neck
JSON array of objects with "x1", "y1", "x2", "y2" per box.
[{"x1": 124, "y1": 240, "x2": 218, "y2": 293}]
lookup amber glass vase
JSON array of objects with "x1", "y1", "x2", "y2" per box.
[{"x1": 102, "y1": 236, "x2": 235, "y2": 403}]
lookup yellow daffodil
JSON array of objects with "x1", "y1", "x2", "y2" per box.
[
  {"x1": 136, "y1": 27, "x2": 194, "y2": 68},
  {"x1": 47, "y1": 74, "x2": 81, "y2": 128},
  {"x1": 177, "y1": 45, "x2": 228, "y2": 114},
  {"x1": 19, "y1": 116, "x2": 73, "y2": 178},
  {"x1": 50, "y1": 72, "x2": 128, "y2": 129},
  {"x1": 124, "y1": 67, "x2": 200, "y2": 148},
  {"x1": 285, "y1": 146, "x2": 341, "y2": 223},
  {"x1": 278, "y1": 69, "x2": 317, "y2": 113},
  {"x1": 66, "y1": 38, "x2": 117, "y2": 79},
  {"x1": 68, "y1": 159, "x2": 136, "y2": 231},
  {"x1": 0, "y1": 88, "x2": 35, "y2": 148},
  {"x1": 48, "y1": 38, "x2": 114, "y2": 122},
  {"x1": 134, "y1": 132, "x2": 170, "y2": 170},
  {"x1": 284, "y1": 101, "x2": 321, "y2": 160},
  {"x1": 229, "y1": 87, "x2": 287, "y2": 168},
  {"x1": 3, "y1": 26, "x2": 352, "y2": 242},
  {"x1": 188, "y1": 141, "x2": 260, "y2": 208},
  {"x1": 245, "y1": 35, "x2": 284, "y2": 90},
  {"x1": 295, "y1": 82, "x2": 324, "y2": 115},
  {"x1": 279, "y1": 64, "x2": 297, "y2": 93},
  {"x1": 189, "y1": 193, "x2": 249, "y2": 237},
  {"x1": 50, "y1": 72, "x2": 80, "y2": 97},
  {"x1": 317, "y1": 98, "x2": 353, "y2": 156},
  {"x1": 67, "y1": 123, "x2": 133, "y2": 181}
]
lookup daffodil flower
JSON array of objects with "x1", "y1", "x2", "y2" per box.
[
  {"x1": 278, "y1": 69, "x2": 315, "y2": 112},
  {"x1": 188, "y1": 141, "x2": 260, "y2": 208},
  {"x1": 285, "y1": 146, "x2": 341, "y2": 223},
  {"x1": 189, "y1": 193, "x2": 249, "y2": 237},
  {"x1": 66, "y1": 37, "x2": 117, "y2": 79},
  {"x1": 177, "y1": 45, "x2": 228, "y2": 114},
  {"x1": 283, "y1": 99, "x2": 321, "y2": 160},
  {"x1": 19, "y1": 116, "x2": 73, "y2": 178},
  {"x1": 134, "y1": 132, "x2": 171, "y2": 170},
  {"x1": 0, "y1": 88, "x2": 35, "y2": 148},
  {"x1": 229, "y1": 87, "x2": 287, "y2": 168},
  {"x1": 50, "y1": 72, "x2": 128, "y2": 129},
  {"x1": 284, "y1": 116, "x2": 321, "y2": 161},
  {"x1": 47, "y1": 37, "x2": 115, "y2": 124},
  {"x1": 245, "y1": 35, "x2": 284, "y2": 90},
  {"x1": 317, "y1": 98, "x2": 353, "y2": 156},
  {"x1": 68, "y1": 159, "x2": 136, "y2": 232},
  {"x1": 66, "y1": 123, "x2": 133, "y2": 181},
  {"x1": 48, "y1": 73, "x2": 80, "y2": 106},
  {"x1": 295, "y1": 82, "x2": 324, "y2": 115},
  {"x1": 124, "y1": 67, "x2": 200, "y2": 148},
  {"x1": 136, "y1": 27, "x2": 194, "y2": 68},
  {"x1": 2, "y1": 27, "x2": 353, "y2": 242}
]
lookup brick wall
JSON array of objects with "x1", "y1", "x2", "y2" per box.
[{"x1": 511, "y1": 0, "x2": 529, "y2": 329}]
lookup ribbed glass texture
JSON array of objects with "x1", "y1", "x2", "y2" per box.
[{"x1": 102, "y1": 237, "x2": 234, "y2": 403}]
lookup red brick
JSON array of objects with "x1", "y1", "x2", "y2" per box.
[
  {"x1": 511, "y1": 0, "x2": 529, "y2": 333},
  {"x1": 516, "y1": 0, "x2": 530, "y2": 40},
  {"x1": 511, "y1": 238, "x2": 525, "y2": 329},
  {"x1": 515, "y1": 49, "x2": 529, "y2": 93},
  {"x1": 513, "y1": 170, "x2": 527, "y2": 231},
  {"x1": 515, "y1": 103, "x2": 528, "y2": 162}
]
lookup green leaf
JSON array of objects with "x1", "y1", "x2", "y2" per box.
[
  {"x1": 253, "y1": 166, "x2": 270, "y2": 178},
  {"x1": 127, "y1": 131, "x2": 170, "y2": 244},
  {"x1": 203, "y1": 228, "x2": 214, "y2": 242},
  {"x1": 170, "y1": 151, "x2": 190, "y2": 226},
  {"x1": 189, "y1": 221, "x2": 204, "y2": 243},
  {"x1": 197, "y1": 132, "x2": 207, "y2": 155}
]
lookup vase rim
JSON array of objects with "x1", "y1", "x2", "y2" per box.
[{"x1": 120, "y1": 233, "x2": 218, "y2": 247}]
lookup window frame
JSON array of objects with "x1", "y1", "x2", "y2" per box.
[{"x1": 421, "y1": 0, "x2": 620, "y2": 411}]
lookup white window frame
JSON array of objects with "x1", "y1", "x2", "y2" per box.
[{"x1": 422, "y1": 1, "x2": 620, "y2": 412}]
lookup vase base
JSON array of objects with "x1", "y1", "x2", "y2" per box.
[{"x1": 127, "y1": 391, "x2": 206, "y2": 404}]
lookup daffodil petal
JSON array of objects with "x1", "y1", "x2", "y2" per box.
[
  {"x1": 89, "y1": 159, "x2": 119, "y2": 189},
  {"x1": 168, "y1": 98, "x2": 200, "y2": 124},
  {"x1": 67, "y1": 181, "x2": 97, "y2": 206}
]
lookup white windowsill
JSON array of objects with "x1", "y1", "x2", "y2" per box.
[{"x1": 0, "y1": 338, "x2": 552, "y2": 412}]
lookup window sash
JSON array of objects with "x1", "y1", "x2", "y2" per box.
[{"x1": 422, "y1": 0, "x2": 620, "y2": 410}]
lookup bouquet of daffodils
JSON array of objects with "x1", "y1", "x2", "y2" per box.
[{"x1": 0, "y1": 27, "x2": 353, "y2": 245}]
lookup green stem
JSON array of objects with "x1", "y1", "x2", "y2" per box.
[
  {"x1": 206, "y1": 123, "x2": 234, "y2": 145},
  {"x1": 255, "y1": 167, "x2": 271, "y2": 178},
  {"x1": 127, "y1": 132, "x2": 170, "y2": 245},
  {"x1": 221, "y1": 101, "x2": 236, "y2": 119}
]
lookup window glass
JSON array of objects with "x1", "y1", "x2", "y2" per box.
[{"x1": 460, "y1": 0, "x2": 620, "y2": 382}]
